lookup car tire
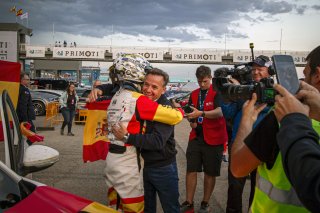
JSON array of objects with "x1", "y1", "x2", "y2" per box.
[{"x1": 33, "y1": 101, "x2": 46, "y2": 116}]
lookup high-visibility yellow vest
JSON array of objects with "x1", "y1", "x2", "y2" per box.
[
  {"x1": 251, "y1": 119, "x2": 320, "y2": 213},
  {"x1": 251, "y1": 154, "x2": 310, "y2": 212},
  {"x1": 312, "y1": 119, "x2": 320, "y2": 134}
]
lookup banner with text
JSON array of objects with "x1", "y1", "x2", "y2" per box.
[
  {"x1": 233, "y1": 51, "x2": 274, "y2": 63},
  {"x1": 26, "y1": 46, "x2": 45, "y2": 58},
  {"x1": 233, "y1": 51, "x2": 308, "y2": 64},
  {"x1": 288, "y1": 52, "x2": 309, "y2": 64},
  {"x1": 53, "y1": 47, "x2": 105, "y2": 59},
  {"x1": 112, "y1": 48, "x2": 164, "y2": 60},
  {"x1": 0, "y1": 31, "x2": 18, "y2": 62},
  {"x1": 172, "y1": 50, "x2": 222, "y2": 62}
]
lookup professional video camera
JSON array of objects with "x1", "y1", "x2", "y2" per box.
[
  {"x1": 214, "y1": 63, "x2": 253, "y2": 85},
  {"x1": 213, "y1": 76, "x2": 275, "y2": 104},
  {"x1": 213, "y1": 55, "x2": 300, "y2": 105}
]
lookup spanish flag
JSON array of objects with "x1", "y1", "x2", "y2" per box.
[
  {"x1": 0, "y1": 60, "x2": 20, "y2": 108},
  {"x1": 0, "y1": 60, "x2": 21, "y2": 142},
  {"x1": 16, "y1": 9, "x2": 23, "y2": 16},
  {"x1": 10, "y1": 6, "x2": 16, "y2": 13},
  {"x1": 8, "y1": 185, "x2": 118, "y2": 212},
  {"x1": 83, "y1": 100, "x2": 111, "y2": 162}
]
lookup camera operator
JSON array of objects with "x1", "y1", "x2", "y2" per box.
[
  {"x1": 222, "y1": 55, "x2": 273, "y2": 213},
  {"x1": 230, "y1": 46, "x2": 320, "y2": 212}
]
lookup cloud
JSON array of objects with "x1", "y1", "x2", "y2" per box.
[
  {"x1": 0, "y1": 0, "x2": 315, "y2": 44},
  {"x1": 295, "y1": 5, "x2": 307, "y2": 14},
  {"x1": 312, "y1": 5, "x2": 320, "y2": 10}
]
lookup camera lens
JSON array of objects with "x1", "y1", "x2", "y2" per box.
[{"x1": 227, "y1": 84, "x2": 254, "y2": 102}]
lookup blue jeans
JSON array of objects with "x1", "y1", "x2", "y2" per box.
[
  {"x1": 143, "y1": 161, "x2": 180, "y2": 213},
  {"x1": 61, "y1": 107, "x2": 75, "y2": 133}
]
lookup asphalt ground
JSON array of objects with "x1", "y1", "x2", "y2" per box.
[{"x1": 27, "y1": 115, "x2": 250, "y2": 212}]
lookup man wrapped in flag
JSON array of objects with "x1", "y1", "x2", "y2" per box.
[{"x1": 104, "y1": 53, "x2": 184, "y2": 212}]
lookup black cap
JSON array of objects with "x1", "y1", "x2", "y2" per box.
[{"x1": 249, "y1": 55, "x2": 272, "y2": 67}]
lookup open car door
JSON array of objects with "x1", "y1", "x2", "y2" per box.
[
  {"x1": 0, "y1": 90, "x2": 117, "y2": 212},
  {"x1": 0, "y1": 90, "x2": 59, "y2": 176}
]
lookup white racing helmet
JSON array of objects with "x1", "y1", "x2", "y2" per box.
[{"x1": 109, "y1": 53, "x2": 152, "y2": 84}]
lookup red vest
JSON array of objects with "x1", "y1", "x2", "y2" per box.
[{"x1": 189, "y1": 85, "x2": 228, "y2": 146}]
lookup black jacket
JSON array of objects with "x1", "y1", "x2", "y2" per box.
[
  {"x1": 277, "y1": 113, "x2": 320, "y2": 213},
  {"x1": 16, "y1": 85, "x2": 35, "y2": 122},
  {"x1": 127, "y1": 94, "x2": 177, "y2": 168},
  {"x1": 96, "y1": 83, "x2": 120, "y2": 98}
]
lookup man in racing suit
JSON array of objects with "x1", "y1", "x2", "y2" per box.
[{"x1": 105, "y1": 53, "x2": 184, "y2": 213}]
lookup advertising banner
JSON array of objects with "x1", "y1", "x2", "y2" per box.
[
  {"x1": 26, "y1": 46, "x2": 45, "y2": 57},
  {"x1": 233, "y1": 51, "x2": 275, "y2": 63},
  {"x1": 0, "y1": 31, "x2": 18, "y2": 62},
  {"x1": 233, "y1": 51, "x2": 308, "y2": 65},
  {"x1": 288, "y1": 51, "x2": 308, "y2": 64},
  {"x1": 112, "y1": 48, "x2": 164, "y2": 60},
  {"x1": 171, "y1": 49, "x2": 222, "y2": 62},
  {"x1": 53, "y1": 47, "x2": 105, "y2": 59}
]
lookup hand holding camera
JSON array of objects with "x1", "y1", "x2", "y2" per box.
[
  {"x1": 213, "y1": 55, "x2": 300, "y2": 106},
  {"x1": 273, "y1": 83, "x2": 309, "y2": 122},
  {"x1": 182, "y1": 105, "x2": 193, "y2": 114},
  {"x1": 295, "y1": 81, "x2": 320, "y2": 121}
]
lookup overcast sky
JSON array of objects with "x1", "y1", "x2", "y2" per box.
[{"x1": 1, "y1": 0, "x2": 319, "y2": 52}]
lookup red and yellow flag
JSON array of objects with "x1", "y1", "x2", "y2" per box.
[
  {"x1": 16, "y1": 9, "x2": 23, "y2": 16},
  {"x1": 0, "y1": 60, "x2": 21, "y2": 142},
  {"x1": 0, "y1": 60, "x2": 20, "y2": 108},
  {"x1": 83, "y1": 100, "x2": 111, "y2": 162},
  {"x1": 10, "y1": 6, "x2": 16, "y2": 13}
]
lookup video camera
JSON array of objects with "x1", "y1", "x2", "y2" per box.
[
  {"x1": 213, "y1": 55, "x2": 300, "y2": 105},
  {"x1": 214, "y1": 63, "x2": 253, "y2": 85}
]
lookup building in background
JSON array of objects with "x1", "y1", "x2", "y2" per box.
[
  {"x1": 0, "y1": 23, "x2": 32, "y2": 73},
  {"x1": 80, "y1": 66, "x2": 100, "y2": 87}
]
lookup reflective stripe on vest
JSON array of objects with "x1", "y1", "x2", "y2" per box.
[{"x1": 256, "y1": 172, "x2": 303, "y2": 207}]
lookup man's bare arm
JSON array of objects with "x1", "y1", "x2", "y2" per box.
[{"x1": 231, "y1": 93, "x2": 267, "y2": 177}]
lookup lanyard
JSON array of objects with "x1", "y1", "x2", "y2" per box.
[{"x1": 198, "y1": 90, "x2": 208, "y2": 111}]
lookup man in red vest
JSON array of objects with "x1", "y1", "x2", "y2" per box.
[{"x1": 180, "y1": 65, "x2": 228, "y2": 212}]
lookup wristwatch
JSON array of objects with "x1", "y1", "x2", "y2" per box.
[
  {"x1": 202, "y1": 111, "x2": 205, "y2": 117},
  {"x1": 123, "y1": 133, "x2": 130, "y2": 142}
]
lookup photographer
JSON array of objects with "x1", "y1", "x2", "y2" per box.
[
  {"x1": 230, "y1": 46, "x2": 320, "y2": 212},
  {"x1": 221, "y1": 55, "x2": 273, "y2": 213},
  {"x1": 275, "y1": 82, "x2": 320, "y2": 213},
  {"x1": 180, "y1": 65, "x2": 228, "y2": 212},
  {"x1": 230, "y1": 84, "x2": 316, "y2": 212}
]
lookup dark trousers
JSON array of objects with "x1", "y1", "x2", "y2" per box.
[
  {"x1": 226, "y1": 144, "x2": 256, "y2": 213},
  {"x1": 143, "y1": 161, "x2": 180, "y2": 213},
  {"x1": 61, "y1": 107, "x2": 75, "y2": 133}
]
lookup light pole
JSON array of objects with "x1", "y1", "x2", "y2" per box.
[{"x1": 279, "y1": 28, "x2": 283, "y2": 54}]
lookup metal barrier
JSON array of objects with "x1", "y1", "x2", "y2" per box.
[
  {"x1": 44, "y1": 102, "x2": 89, "y2": 126},
  {"x1": 74, "y1": 109, "x2": 88, "y2": 124},
  {"x1": 44, "y1": 101, "x2": 62, "y2": 127}
]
